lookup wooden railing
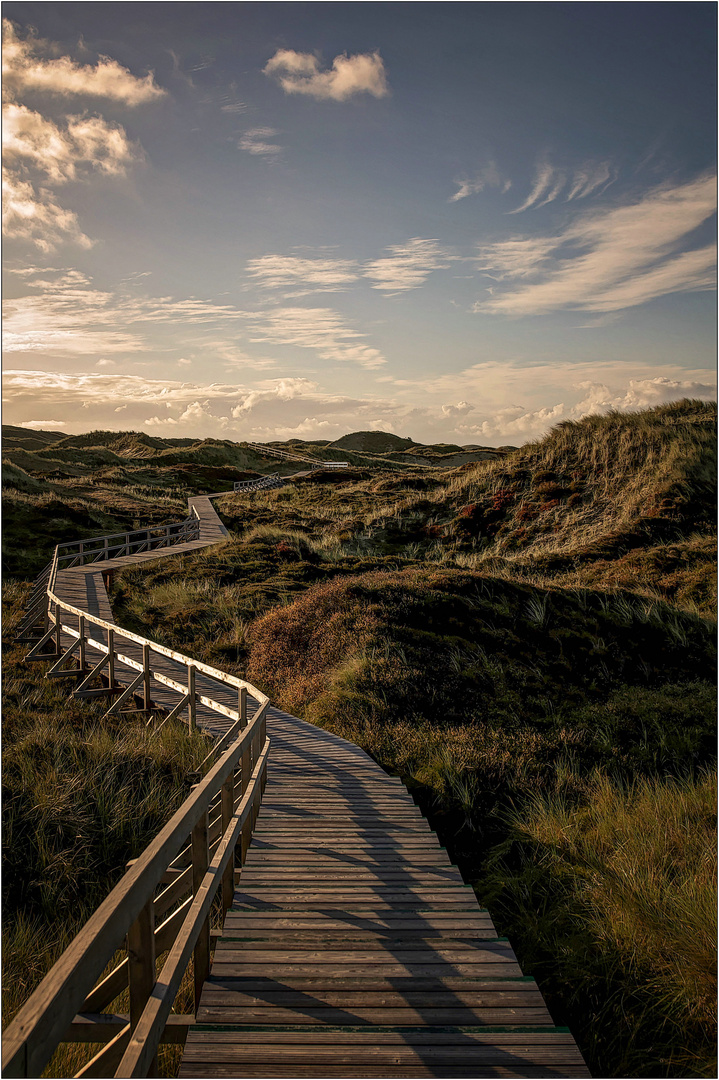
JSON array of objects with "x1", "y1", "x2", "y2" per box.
[
  {"x1": 245, "y1": 441, "x2": 349, "y2": 469},
  {"x1": 13, "y1": 555, "x2": 55, "y2": 643},
  {"x1": 55, "y1": 514, "x2": 201, "y2": 568},
  {"x1": 4, "y1": 514, "x2": 272, "y2": 1078},
  {"x1": 245, "y1": 441, "x2": 322, "y2": 468},
  {"x1": 2, "y1": 708, "x2": 269, "y2": 1078},
  {"x1": 233, "y1": 472, "x2": 287, "y2": 492},
  {"x1": 14, "y1": 514, "x2": 202, "y2": 646},
  {"x1": 25, "y1": 590, "x2": 259, "y2": 742}
]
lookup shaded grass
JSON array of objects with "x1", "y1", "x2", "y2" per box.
[
  {"x1": 479, "y1": 771, "x2": 717, "y2": 1077},
  {"x1": 1, "y1": 583, "x2": 209, "y2": 1076}
]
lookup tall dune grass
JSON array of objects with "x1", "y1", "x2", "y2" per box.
[{"x1": 481, "y1": 771, "x2": 717, "y2": 1077}]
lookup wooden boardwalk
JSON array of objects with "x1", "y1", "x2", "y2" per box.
[
  {"x1": 180, "y1": 711, "x2": 589, "y2": 1078},
  {"x1": 47, "y1": 493, "x2": 589, "y2": 1078}
]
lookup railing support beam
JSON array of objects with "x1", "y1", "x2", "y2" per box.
[{"x1": 191, "y1": 812, "x2": 210, "y2": 1013}]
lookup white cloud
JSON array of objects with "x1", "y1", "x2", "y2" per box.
[
  {"x1": 2, "y1": 268, "x2": 251, "y2": 357},
  {"x1": 3, "y1": 103, "x2": 137, "y2": 184},
  {"x1": 246, "y1": 306, "x2": 385, "y2": 368},
  {"x1": 572, "y1": 376, "x2": 717, "y2": 415},
  {"x1": 509, "y1": 161, "x2": 558, "y2": 214},
  {"x1": 476, "y1": 174, "x2": 717, "y2": 314},
  {"x1": 566, "y1": 161, "x2": 615, "y2": 201},
  {"x1": 510, "y1": 158, "x2": 615, "y2": 214},
  {"x1": 246, "y1": 253, "x2": 359, "y2": 294},
  {"x1": 363, "y1": 238, "x2": 452, "y2": 293},
  {"x1": 263, "y1": 49, "x2": 388, "y2": 101},
  {"x1": 2, "y1": 167, "x2": 93, "y2": 250},
  {"x1": 474, "y1": 402, "x2": 566, "y2": 439},
  {"x1": 449, "y1": 162, "x2": 510, "y2": 203},
  {"x1": 441, "y1": 401, "x2": 473, "y2": 417},
  {"x1": 146, "y1": 400, "x2": 225, "y2": 430},
  {"x1": 239, "y1": 127, "x2": 282, "y2": 159},
  {"x1": 2, "y1": 22, "x2": 154, "y2": 252},
  {"x1": 231, "y1": 378, "x2": 317, "y2": 416},
  {"x1": 17, "y1": 418, "x2": 67, "y2": 428},
  {"x1": 2, "y1": 19, "x2": 165, "y2": 104}
]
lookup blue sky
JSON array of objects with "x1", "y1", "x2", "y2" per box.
[{"x1": 3, "y1": 3, "x2": 716, "y2": 444}]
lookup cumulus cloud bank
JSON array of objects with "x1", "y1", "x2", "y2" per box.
[
  {"x1": 2, "y1": 20, "x2": 163, "y2": 250},
  {"x1": 263, "y1": 49, "x2": 388, "y2": 101},
  {"x1": 4, "y1": 363, "x2": 713, "y2": 446}
]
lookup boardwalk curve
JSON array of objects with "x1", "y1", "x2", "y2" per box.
[{"x1": 5, "y1": 489, "x2": 590, "y2": 1078}]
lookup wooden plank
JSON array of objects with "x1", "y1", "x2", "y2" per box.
[
  {"x1": 181, "y1": 1043, "x2": 587, "y2": 1063},
  {"x1": 179, "y1": 1068, "x2": 590, "y2": 1079},
  {"x1": 198, "y1": 988, "x2": 547, "y2": 1007},
  {"x1": 198, "y1": 976, "x2": 544, "y2": 993},
  {"x1": 197, "y1": 1007, "x2": 555, "y2": 1026}
]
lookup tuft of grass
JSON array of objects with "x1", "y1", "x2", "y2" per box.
[{"x1": 480, "y1": 771, "x2": 717, "y2": 1077}]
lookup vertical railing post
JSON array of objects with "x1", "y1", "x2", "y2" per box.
[
  {"x1": 78, "y1": 615, "x2": 86, "y2": 677},
  {"x1": 108, "y1": 628, "x2": 115, "y2": 690},
  {"x1": 221, "y1": 774, "x2": 235, "y2": 918},
  {"x1": 238, "y1": 686, "x2": 247, "y2": 729},
  {"x1": 260, "y1": 710, "x2": 268, "y2": 795},
  {"x1": 104, "y1": 537, "x2": 109, "y2": 560},
  {"x1": 240, "y1": 712, "x2": 253, "y2": 864},
  {"x1": 191, "y1": 811, "x2": 210, "y2": 1012},
  {"x1": 127, "y1": 893, "x2": 157, "y2": 1076},
  {"x1": 143, "y1": 643, "x2": 151, "y2": 712},
  {"x1": 55, "y1": 608, "x2": 62, "y2": 658},
  {"x1": 188, "y1": 666, "x2": 196, "y2": 730}
]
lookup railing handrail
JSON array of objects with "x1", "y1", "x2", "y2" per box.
[
  {"x1": 245, "y1": 441, "x2": 320, "y2": 467},
  {"x1": 55, "y1": 516, "x2": 198, "y2": 552},
  {"x1": 233, "y1": 473, "x2": 286, "y2": 492},
  {"x1": 2, "y1": 710, "x2": 269, "y2": 1078},
  {"x1": 46, "y1": 590, "x2": 267, "y2": 701}
]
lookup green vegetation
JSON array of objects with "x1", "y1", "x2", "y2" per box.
[
  {"x1": 2, "y1": 401, "x2": 716, "y2": 1077},
  {"x1": 1, "y1": 583, "x2": 209, "y2": 1077},
  {"x1": 481, "y1": 771, "x2": 716, "y2": 1077}
]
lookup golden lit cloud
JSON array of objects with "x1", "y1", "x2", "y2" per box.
[{"x1": 264, "y1": 49, "x2": 388, "y2": 101}]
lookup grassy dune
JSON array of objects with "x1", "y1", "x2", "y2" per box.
[{"x1": 2, "y1": 401, "x2": 716, "y2": 1077}]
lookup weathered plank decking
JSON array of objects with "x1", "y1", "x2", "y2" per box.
[
  {"x1": 180, "y1": 710, "x2": 589, "y2": 1078},
  {"x1": 42, "y1": 491, "x2": 589, "y2": 1078}
]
